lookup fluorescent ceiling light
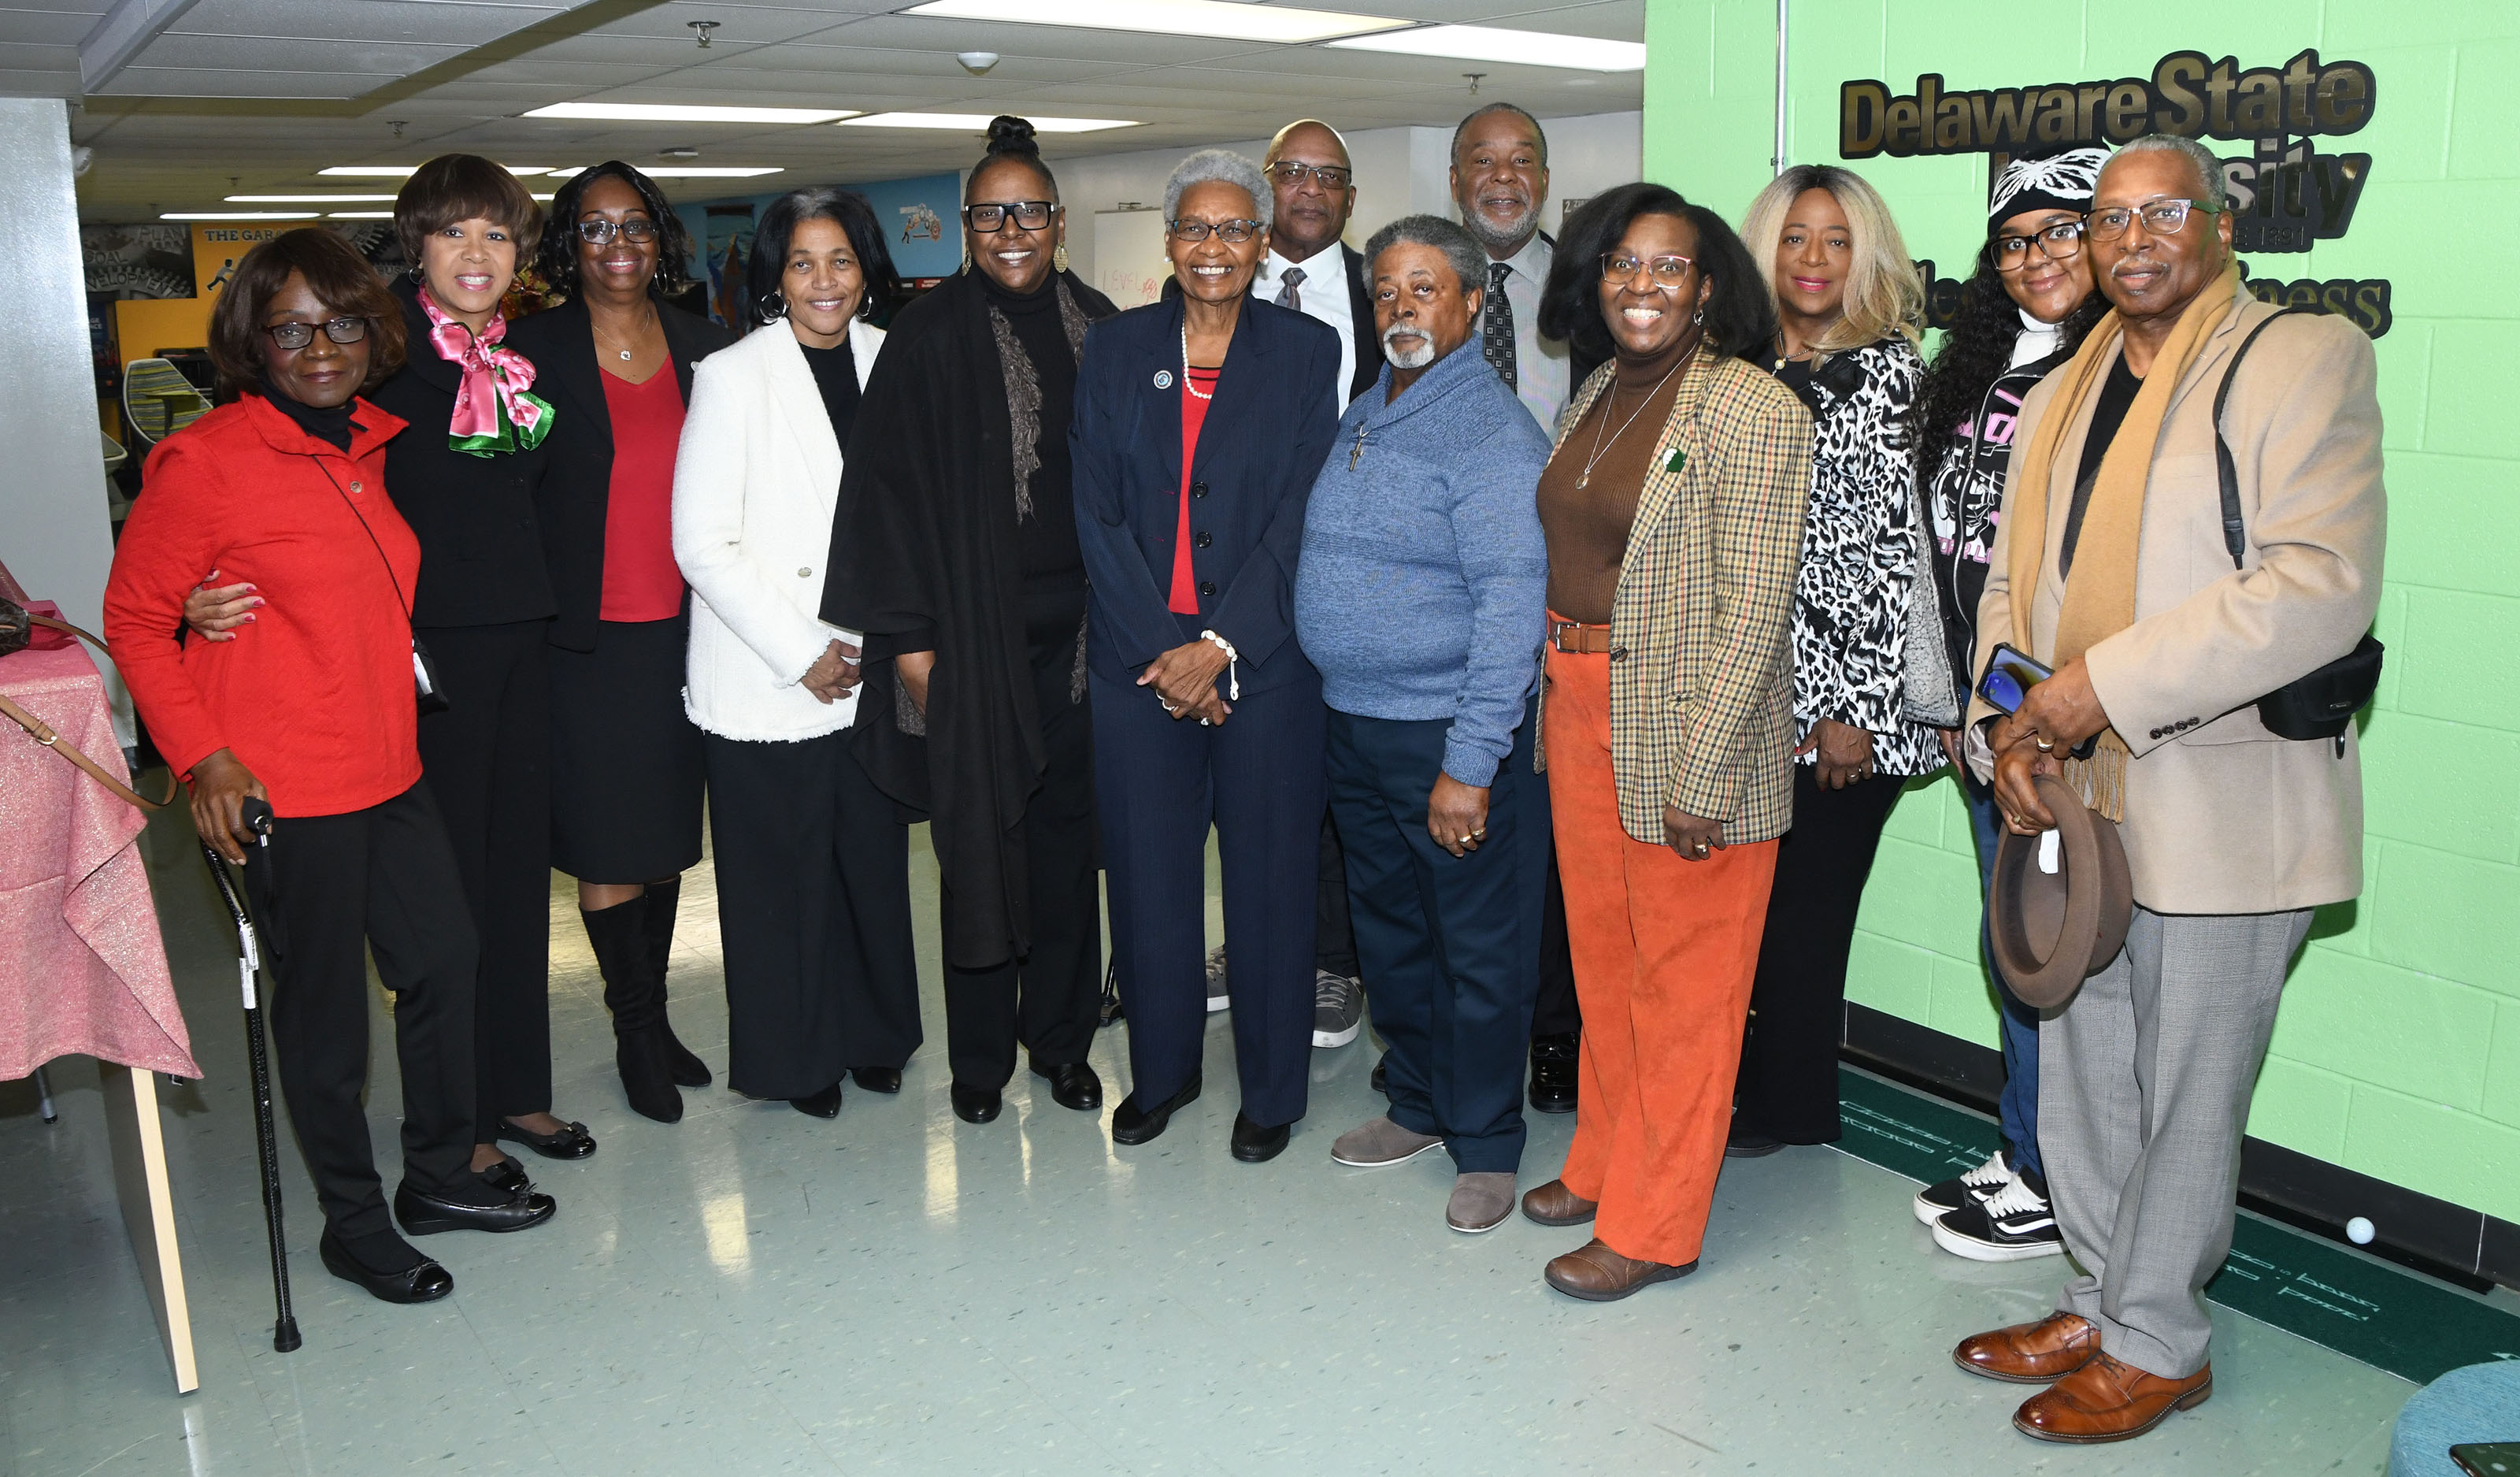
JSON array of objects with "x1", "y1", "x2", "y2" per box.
[
  {"x1": 837, "y1": 113, "x2": 1136, "y2": 133},
  {"x1": 546, "y1": 165, "x2": 784, "y2": 179},
  {"x1": 227, "y1": 194, "x2": 398, "y2": 203},
  {"x1": 328, "y1": 211, "x2": 395, "y2": 219},
  {"x1": 522, "y1": 102, "x2": 858, "y2": 124},
  {"x1": 320, "y1": 165, "x2": 550, "y2": 177},
  {"x1": 161, "y1": 211, "x2": 317, "y2": 220},
  {"x1": 1325, "y1": 24, "x2": 1645, "y2": 72},
  {"x1": 905, "y1": 0, "x2": 1401, "y2": 43}
]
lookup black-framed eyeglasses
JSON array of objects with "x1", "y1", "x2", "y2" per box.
[
  {"x1": 1265, "y1": 161, "x2": 1352, "y2": 191},
  {"x1": 1169, "y1": 217, "x2": 1262, "y2": 244},
  {"x1": 963, "y1": 200, "x2": 1057, "y2": 233},
  {"x1": 261, "y1": 316, "x2": 369, "y2": 351},
  {"x1": 1600, "y1": 252, "x2": 1696, "y2": 288},
  {"x1": 2084, "y1": 199, "x2": 2222, "y2": 242},
  {"x1": 575, "y1": 218, "x2": 658, "y2": 246},
  {"x1": 1989, "y1": 219, "x2": 2085, "y2": 270}
]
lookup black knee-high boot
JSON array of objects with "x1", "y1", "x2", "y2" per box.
[
  {"x1": 639, "y1": 877, "x2": 712, "y2": 1087},
  {"x1": 584, "y1": 896, "x2": 681, "y2": 1123}
]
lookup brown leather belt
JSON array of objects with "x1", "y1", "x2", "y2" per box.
[{"x1": 1548, "y1": 619, "x2": 1617, "y2": 655}]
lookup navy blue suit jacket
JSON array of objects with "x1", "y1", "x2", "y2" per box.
[{"x1": 1072, "y1": 295, "x2": 1341, "y2": 694}]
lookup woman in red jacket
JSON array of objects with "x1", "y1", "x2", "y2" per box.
[{"x1": 104, "y1": 230, "x2": 555, "y2": 1308}]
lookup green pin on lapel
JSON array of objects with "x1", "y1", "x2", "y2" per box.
[{"x1": 1663, "y1": 446, "x2": 1688, "y2": 473}]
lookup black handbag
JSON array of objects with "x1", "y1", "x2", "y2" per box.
[{"x1": 2214, "y1": 306, "x2": 2382, "y2": 743}]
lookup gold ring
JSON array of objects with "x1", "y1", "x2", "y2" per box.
[
  {"x1": 2033, "y1": 737, "x2": 2054, "y2": 752},
  {"x1": 1458, "y1": 835, "x2": 1474, "y2": 846}
]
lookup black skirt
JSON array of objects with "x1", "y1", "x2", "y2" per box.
[{"x1": 547, "y1": 613, "x2": 704, "y2": 882}]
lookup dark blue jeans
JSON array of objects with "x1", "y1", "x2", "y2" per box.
[{"x1": 1962, "y1": 768, "x2": 2044, "y2": 1178}]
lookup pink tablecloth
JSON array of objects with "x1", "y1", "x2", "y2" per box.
[{"x1": 0, "y1": 640, "x2": 198, "y2": 1080}]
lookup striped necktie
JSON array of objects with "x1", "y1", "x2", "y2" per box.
[{"x1": 1483, "y1": 261, "x2": 1516, "y2": 391}]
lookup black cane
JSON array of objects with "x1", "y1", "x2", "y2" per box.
[{"x1": 201, "y1": 795, "x2": 300, "y2": 1353}]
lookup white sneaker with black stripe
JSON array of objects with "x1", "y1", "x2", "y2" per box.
[
  {"x1": 1911, "y1": 1147, "x2": 2011, "y2": 1226},
  {"x1": 1932, "y1": 1167, "x2": 2066, "y2": 1262}
]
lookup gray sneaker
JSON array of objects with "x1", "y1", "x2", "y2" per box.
[
  {"x1": 1311, "y1": 970, "x2": 1362, "y2": 1048},
  {"x1": 1204, "y1": 945, "x2": 1230, "y2": 1013}
]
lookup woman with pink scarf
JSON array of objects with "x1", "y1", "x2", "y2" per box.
[{"x1": 187, "y1": 154, "x2": 584, "y2": 1201}]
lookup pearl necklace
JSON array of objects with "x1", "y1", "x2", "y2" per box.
[{"x1": 1180, "y1": 321, "x2": 1214, "y2": 401}]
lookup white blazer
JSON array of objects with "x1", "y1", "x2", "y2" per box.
[{"x1": 671, "y1": 315, "x2": 884, "y2": 742}]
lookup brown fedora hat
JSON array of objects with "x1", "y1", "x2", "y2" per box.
[{"x1": 1988, "y1": 774, "x2": 2135, "y2": 1009}]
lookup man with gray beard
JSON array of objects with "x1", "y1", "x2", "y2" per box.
[{"x1": 1451, "y1": 103, "x2": 1571, "y2": 436}]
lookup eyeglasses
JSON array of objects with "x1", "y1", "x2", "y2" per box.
[
  {"x1": 1265, "y1": 161, "x2": 1352, "y2": 191},
  {"x1": 575, "y1": 218, "x2": 658, "y2": 246},
  {"x1": 963, "y1": 201, "x2": 1057, "y2": 233},
  {"x1": 1990, "y1": 220, "x2": 2085, "y2": 270},
  {"x1": 261, "y1": 316, "x2": 370, "y2": 351},
  {"x1": 2084, "y1": 199, "x2": 2222, "y2": 242},
  {"x1": 1169, "y1": 217, "x2": 1262, "y2": 244},
  {"x1": 1600, "y1": 252, "x2": 1696, "y2": 288}
]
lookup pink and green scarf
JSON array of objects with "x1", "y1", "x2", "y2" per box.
[{"x1": 418, "y1": 285, "x2": 554, "y2": 457}]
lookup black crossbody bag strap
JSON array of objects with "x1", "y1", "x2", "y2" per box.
[
  {"x1": 2213, "y1": 306, "x2": 2314, "y2": 570},
  {"x1": 312, "y1": 459, "x2": 449, "y2": 714}
]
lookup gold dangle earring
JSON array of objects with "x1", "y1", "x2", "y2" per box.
[{"x1": 1053, "y1": 243, "x2": 1069, "y2": 274}]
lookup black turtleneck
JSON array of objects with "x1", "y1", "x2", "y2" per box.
[
  {"x1": 981, "y1": 271, "x2": 1085, "y2": 647},
  {"x1": 800, "y1": 336, "x2": 861, "y2": 451},
  {"x1": 258, "y1": 373, "x2": 358, "y2": 451}
]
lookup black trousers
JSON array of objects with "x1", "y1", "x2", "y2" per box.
[
  {"x1": 704, "y1": 729, "x2": 923, "y2": 1099},
  {"x1": 242, "y1": 785, "x2": 479, "y2": 1239},
  {"x1": 1734, "y1": 763, "x2": 1907, "y2": 1144},
  {"x1": 1095, "y1": 664, "x2": 1325, "y2": 1127},
  {"x1": 1329, "y1": 703, "x2": 1544, "y2": 1173},
  {"x1": 413, "y1": 620, "x2": 553, "y2": 1143},
  {"x1": 1314, "y1": 810, "x2": 1358, "y2": 978},
  {"x1": 939, "y1": 638, "x2": 1102, "y2": 1089}
]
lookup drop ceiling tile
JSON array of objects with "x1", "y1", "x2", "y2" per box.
[
  {"x1": 0, "y1": 8, "x2": 87, "y2": 44},
  {"x1": 169, "y1": 0, "x2": 579, "y2": 47}
]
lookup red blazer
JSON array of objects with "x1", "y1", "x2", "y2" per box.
[{"x1": 104, "y1": 393, "x2": 422, "y2": 818}]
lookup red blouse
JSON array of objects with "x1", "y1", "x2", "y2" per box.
[
  {"x1": 598, "y1": 367, "x2": 687, "y2": 622},
  {"x1": 1166, "y1": 364, "x2": 1221, "y2": 614}
]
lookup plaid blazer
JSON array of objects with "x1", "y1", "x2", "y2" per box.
[{"x1": 1546, "y1": 348, "x2": 1814, "y2": 844}]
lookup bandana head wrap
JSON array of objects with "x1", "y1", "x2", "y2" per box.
[{"x1": 417, "y1": 284, "x2": 554, "y2": 457}]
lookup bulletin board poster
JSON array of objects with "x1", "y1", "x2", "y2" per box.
[
  {"x1": 853, "y1": 171, "x2": 960, "y2": 282},
  {"x1": 190, "y1": 223, "x2": 291, "y2": 297}
]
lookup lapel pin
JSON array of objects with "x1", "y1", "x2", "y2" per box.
[
  {"x1": 1153, "y1": 369, "x2": 1173, "y2": 390},
  {"x1": 1664, "y1": 447, "x2": 1688, "y2": 473}
]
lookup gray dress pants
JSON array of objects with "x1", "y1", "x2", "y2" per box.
[{"x1": 2040, "y1": 904, "x2": 2314, "y2": 1379}]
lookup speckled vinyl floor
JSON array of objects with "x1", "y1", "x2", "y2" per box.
[{"x1": 2, "y1": 807, "x2": 2412, "y2": 1475}]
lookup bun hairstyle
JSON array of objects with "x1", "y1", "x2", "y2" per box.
[{"x1": 971, "y1": 114, "x2": 1058, "y2": 199}]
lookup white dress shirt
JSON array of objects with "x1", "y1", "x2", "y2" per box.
[
  {"x1": 1483, "y1": 232, "x2": 1570, "y2": 436},
  {"x1": 1253, "y1": 246, "x2": 1358, "y2": 407}
]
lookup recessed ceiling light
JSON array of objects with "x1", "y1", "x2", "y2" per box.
[
  {"x1": 161, "y1": 211, "x2": 318, "y2": 221},
  {"x1": 836, "y1": 113, "x2": 1137, "y2": 133},
  {"x1": 227, "y1": 194, "x2": 400, "y2": 203},
  {"x1": 521, "y1": 102, "x2": 859, "y2": 124},
  {"x1": 318, "y1": 165, "x2": 551, "y2": 177},
  {"x1": 328, "y1": 211, "x2": 395, "y2": 219},
  {"x1": 545, "y1": 165, "x2": 784, "y2": 178},
  {"x1": 1325, "y1": 24, "x2": 1646, "y2": 72},
  {"x1": 905, "y1": 0, "x2": 1402, "y2": 43}
]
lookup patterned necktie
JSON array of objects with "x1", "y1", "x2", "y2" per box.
[
  {"x1": 1274, "y1": 265, "x2": 1305, "y2": 311},
  {"x1": 1483, "y1": 261, "x2": 1516, "y2": 391}
]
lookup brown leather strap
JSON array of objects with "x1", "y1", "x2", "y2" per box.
[
  {"x1": 2, "y1": 614, "x2": 177, "y2": 811},
  {"x1": 1548, "y1": 619, "x2": 1618, "y2": 655}
]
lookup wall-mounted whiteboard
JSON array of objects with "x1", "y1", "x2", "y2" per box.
[{"x1": 1092, "y1": 208, "x2": 1171, "y2": 307}]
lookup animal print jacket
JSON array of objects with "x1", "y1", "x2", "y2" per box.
[{"x1": 1780, "y1": 336, "x2": 1944, "y2": 777}]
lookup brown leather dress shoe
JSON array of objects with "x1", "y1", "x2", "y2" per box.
[
  {"x1": 1951, "y1": 1312, "x2": 2099, "y2": 1383},
  {"x1": 1544, "y1": 1238, "x2": 1696, "y2": 1302},
  {"x1": 2014, "y1": 1352, "x2": 2211, "y2": 1443},
  {"x1": 1520, "y1": 1178, "x2": 1598, "y2": 1227}
]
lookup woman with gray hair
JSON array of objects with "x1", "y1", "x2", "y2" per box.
[{"x1": 1071, "y1": 148, "x2": 1343, "y2": 1161}]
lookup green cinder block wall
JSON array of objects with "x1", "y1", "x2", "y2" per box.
[{"x1": 1642, "y1": 0, "x2": 2520, "y2": 1224}]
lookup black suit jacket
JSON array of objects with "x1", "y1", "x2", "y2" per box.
[
  {"x1": 1336, "y1": 243, "x2": 1379, "y2": 403},
  {"x1": 506, "y1": 296, "x2": 732, "y2": 651},
  {"x1": 369, "y1": 277, "x2": 554, "y2": 629},
  {"x1": 1069, "y1": 295, "x2": 1340, "y2": 695}
]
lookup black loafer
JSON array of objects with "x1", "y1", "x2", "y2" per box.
[
  {"x1": 480, "y1": 1156, "x2": 532, "y2": 1195},
  {"x1": 850, "y1": 1065, "x2": 902, "y2": 1094},
  {"x1": 1229, "y1": 1111, "x2": 1290, "y2": 1163},
  {"x1": 319, "y1": 1230, "x2": 451, "y2": 1304},
  {"x1": 1110, "y1": 1072, "x2": 1202, "y2": 1146},
  {"x1": 1724, "y1": 1130, "x2": 1786, "y2": 1158},
  {"x1": 950, "y1": 1082, "x2": 1002, "y2": 1124},
  {"x1": 790, "y1": 1080, "x2": 845, "y2": 1119},
  {"x1": 1529, "y1": 1031, "x2": 1577, "y2": 1115},
  {"x1": 496, "y1": 1119, "x2": 598, "y2": 1161},
  {"x1": 395, "y1": 1182, "x2": 558, "y2": 1235},
  {"x1": 1030, "y1": 1058, "x2": 1103, "y2": 1112}
]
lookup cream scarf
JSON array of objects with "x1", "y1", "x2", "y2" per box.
[{"x1": 2007, "y1": 265, "x2": 2241, "y2": 819}]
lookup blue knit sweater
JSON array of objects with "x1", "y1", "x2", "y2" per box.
[{"x1": 1294, "y1": 343, "x2": 1550, "y2": 787}]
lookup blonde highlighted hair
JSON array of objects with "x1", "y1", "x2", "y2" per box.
[{"x1": 1740, "y1": 165, "x2": 1922, "y2": 360}]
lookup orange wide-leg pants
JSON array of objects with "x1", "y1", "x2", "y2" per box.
[{"x1": 1544, "y1": 643, "x2": 1778, "y2": 1267}]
